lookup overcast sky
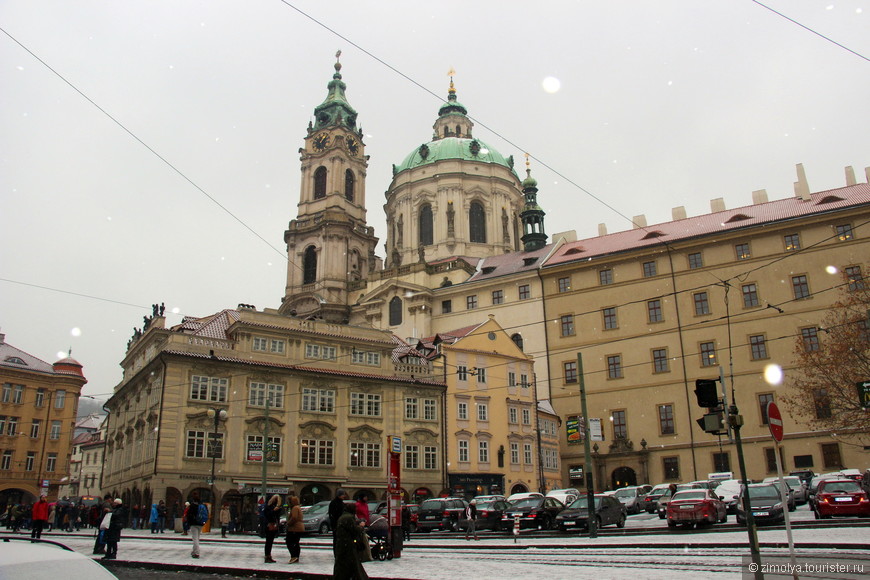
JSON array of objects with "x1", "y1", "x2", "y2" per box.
[{"x1": 1, "y1": 1, "x2": 868, "y2": 401}]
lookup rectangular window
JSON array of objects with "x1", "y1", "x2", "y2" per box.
[
  {"x1": 520, "y1": 374, "x2": 529, "y2": 389},
  {"x1": 0, "y1": 416, "x2": 6, "y2": 435},
  {"x1": 350, "y1": 392, "x2": 381, "y2": 417},
  {"x1": 0, "y1": 384, "x2": 9, "y2": 403},
  {"x1": 477, "y1": 403, "x2": 488, "y2": 422},
  {"x1": 523, "y1": 443, "x2": 533, "y2": 465},
  {"x1": 252, "y1": 337, "x2": 268, "y2": 351},
  {"x1": 700, "y1": 342, "x2": 717, "y2": 367},
  {"x1": 663, "y1": 456, "x2": 680, "y2": 480},
  {"x1": 305, "y1": 344, "x2": 336, "y2": 360},
  {"x1": 688, "y1": 252, "x2": 703, "y2": 269},
  {"x1": 405, "y1": 397, "x2": 418, "y2": 420},
  {"x1": 6, "y1": 417, "x2": 17, "y2": 436},
  {"x1": 713, "y1": 452, "x2": 730, "y2": 473},
  {"x1": 612, "y1": 409, "x2": 627, "y2": 439},
  {"x1": 599, "y1": 269, "x2": 613, "y2": 285},
  {"x1": 558, "y1": 277, "x2": 571, "y2": 293},
  {"x1": 563, "y1": 361, "x2": 578, "y2": 383},
  {"x1": 351, "y1": 351, "x2": 381, "y2": 366},
  {"x1": 647, "y1": 300, "x2": 663, "y2": 323},
  {"x1": 350, "y1": 442, "x2": 381, "y2": 468},
  {"x1": 190, "y1": 376, "x2": 228, "y2": 403},
  {"x1": 458, "y1": 440, "x2": 469, "y2": 462},
  {"x1": 25, "y1": 451, "x2": 35, "y2": 471},
  {"x1": 801, "y1": 327, "x2": 820, "y2": 352},
  {"x1": 50, "y1": 420, "x2": 61, "y2": 440},
  {"x1": 750, "y1": 335, "x2": 768, "y2": 360},
  {"x1": 457, "y1": 401, "x2": 468, "y2": 420},
  {"x1": 35, "y1": 389, "x2": 45, "y2": 407},
  {"x1": 603, "y1": 307, "x2": 618, "y2": 329},
  {"x1": 509, "y1": 407, "x2": 518, "y2": 424},
  {"x1": 784, "y1": 233, "x2": 801, "y2": 251},
  {"x1": 792, "y1": 275, "x2": 810, "y2": 299},
  {"x1": 246, "y1": 435, "x2": 281, "y2": 463},
  {"x1": 821, "y1": 443, "x2": 841, "y2": 469},
  {"x1": 758, "y1": 393, "x2": 774, "y2": 424},
  {"x1": 845, "y1": 266, "x2": 865, "y2": 291},
  {"x1": 836, "y1": 223, "x2": 853, "y2": 241},
  {"x1": 518, "y1": 284, "x2": 531, "y2": 300},
  {"x1": 405, "y1": 445, "x2": 419, "y2": 469},
  {"x1": 457, "y1": 365, "x2": 468, "y2": 381},
  {"x1": 300, "y1": 439, "x2": 334, "y2": 465},
  {"x1": 742, "y1": 284, "x2": 759, "y2": 308},
  {"x1": 12, "y1": 385, "x2": 24, "y2": 404},
  {"x1": 46, "y1": 453, "x2": 57, "y2": 473},
  {"x1": 693, "y1": 292, "x2": 710, "y2": 315},
  {"x1": 508, "y1": 372, "x2": 516, "y2": 387},
  {"x1": 30, "y1": 419, "x2": 40, "y2": 439},
  {"x1": 735, "y1": 243, "x2": 751, "y2": 260},
  {"x1": 478, "y1": 441, "x2": 489, "y2": 463},
  {"x1": 423, "y1": 399, "x2": 436, "y2": 421},
  {"x1": 764, "y1": 447, "x2": 785, "y2": 473},
  {"x1": 642, "y1": 261, "x2": 657, "y2": 277},
  {"x1": 301, "y1": 388, "x2": 335, "y2": 413},
  {"x1": 522, "y1": 408, "x2": 531, "y2": 425},
  {"x1": 54, "y1": 390, "x2": 66, "y2": 409},
  {"x1": 186, "y1": 430, "x2": 208, "y2": 458},
  {"x1": 813, "y1": 388, "x2": 832, "y2": 419},
  {"x1": 476, "y1": 368, "x2": 487, "y2": 383},
  {"x1": 560, "y1": 315, "x2": 575, "y2": 337},
  {"x1": 270, "y1": 339, "x2": 285, "y2": 354},
  {"x1": 442, "y1": 300, "x2": 452, "y2": 314},
  {"x1": 607, "y1": 355, "x2": 623, "y2": 379},
  {"x1": 510, "y1": 442, "x2": 519, "y2": 464},
  {"x1": 659, "y1": 404, "x2": 675, "y2": 435},
  {"x1": 0, "y1": 450, "x2": 11, "y2": 470},
  {"x1": 466, "y1": 295, "x2": 478, "y2": 310},
  {"x1": 652, "y1": 348, "x2": 669, "y2": 373},
  {"x1": 492, "y1": 289, "x2": 505, "y2": 305},
  {"x1": 424, "y1": 446, "x2": 437, "y2": 470},
  {"x1": 249, "y1": 382, "x2": 284, "y2": 408}
]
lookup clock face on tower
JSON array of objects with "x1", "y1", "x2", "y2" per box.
[
  {"x1": 313, "y1": 133, "x2": 330, "y2": 152},
  {"x1": 346, "y1": 136, "x2": 359, "y2": 156}
]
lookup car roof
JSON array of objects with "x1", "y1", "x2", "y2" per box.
[{"x1": 0, "y1": 538, "x2": 118, "y2": 579}]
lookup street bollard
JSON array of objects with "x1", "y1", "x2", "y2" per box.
[{"x1": 513, "y1": 514, "x2": 520, "y2": 543}]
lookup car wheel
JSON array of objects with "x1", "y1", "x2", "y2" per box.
[
  {"x1": 595, "y1": 515, "x2": 603, "y2": 530},
  {"x1": 536, "y1": 515, "x2": 551, "y2": 531},
  {"x1": 319, "y1": 521, "x2": 330, "y2": 534},
  {"x1": 667, "y1": 520, "x2": 677, "y2": 528},
  {"x1": 658, "y1": 511, "x2": 665, "y2": 519},
  {"x1": 616, "y1": 514, "x2": 626, "y2": 529},
  {"x1": 719, "y1": 512, "x2": 727, "y2": 523}
]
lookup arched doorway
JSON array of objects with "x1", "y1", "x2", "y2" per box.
[
  {"x1": 412, "y1": 487, "x2": 432, "y2": 504},
  {"x1": 611, "y1": 466, "x2": 637, "y2": 489},
  {"x1": 299, "y1": 483, "x2": 331, "y2": 506},
  {"x1": 510, "y1": 483, "x2": 529, "y2": 495}
]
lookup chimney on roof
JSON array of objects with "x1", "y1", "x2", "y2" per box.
[
  {"x1": 752, "y1": 189, "x2": 768, "y2": 205},
  {"x1": 845, "y1": 166, "x2": 857, "y2": 186},
  {"x1": 598, "y1": 223, "x2": 608, "y2": 236},
  {"x1": 710, "y1": 198, "x2": 726, "y2": 213},
  {"x1": 794, "y1": 163, "x2": 811, "y2": 201},
  {"x1": 672, "y1": 206, "x2": 687, "y2": 221},
  {"x1": 632, "y1": 215, "x2": 647, "y2": 229}
]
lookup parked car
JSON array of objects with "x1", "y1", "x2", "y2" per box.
[
  {"x1": 500, "y1": 496, "x2": 565, "y2": 530},
  {"x1": 555, "y1": 494, "x2": 627, "y2": 531},
  {"x1": 789, "y1": 469, "x2": 814, "y2": 488},
  {"x1": 808, "y1": 474, "x2": 845, "y2": 510},
  {"x1": 416, "y1": 497, "x2": 468, "y2": 532},
  {"x1": 712, "y1": 479, "x2": 748, "y2": 514},
  {"x1": 813, "y1": 479, "x2": 870, "y2": 519},
  {"x1": 666, "y1": 489, "x2": 727, "y2": 528},
  {"x1": 546, "y1": 488, "x2": 580, "y2": 506},
  {"x1": 375, "y1": 503, "x2": 421, "y2": 533},
  {"x1": 643, "y1": 484, "x2": 671, "y2": 513},
  {"x1": 460, "y1": 500, "x2": 511, "y2": 531},
  {"x1": 762, "y1": 476, "x2": 805, "y2": 508},
  {"x1": 302, "y1": 500, "x2": 333, "y2": 534},
  {"x1": 736, "y1": 483, "x2": 785, "y2": 525},
  {"x1": 507, "y1": 492, "x2": 544, "y2": 504},
  {"x1": 611, "y1": 486, "x2": 647, "y2": 514},
  {"x1": 473, "y1": 494, "x2": 506, "y2": 503},
  {"x1": 657, "y1": 483, "x2": 702, "y2": 518}
]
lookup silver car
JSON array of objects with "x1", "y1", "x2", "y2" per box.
[{"x1": 302, "y1": 500, "x2": 333, "y2": 534}]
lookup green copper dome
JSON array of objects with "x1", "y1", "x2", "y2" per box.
[{"x1": 394, "y1": 137, "x2": 516, "y2": 176}]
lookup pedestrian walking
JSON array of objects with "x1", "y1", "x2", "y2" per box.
[
  {"x1": 219, "y1": 503, "x2": 231, "y2": 538},
  {"x1": 103, "y1": 498, "x2": 126, "y2": 560},
  {"x1": 333, "y1": 503, "x2": 369, "y2": 580},
  {"x1": 47, "y1": 502, "x2": 56, "y2": 532},
  {"x1": 130, "y1": 504, "x2": 139, "y2": 530},
  {"x1": 355, "y1": 494, "x2": 370, "y2": 526},
  {"x1": 262, "y1": 494, "x2": 282, "y2": 563},
  {"x1": 30, "y1": 495, "x2": 49, "y2": 539},
  {"x1": 182, "y1": 501, "x2": 191, "y2": 535},
  {"x1": 92, "y1": 494, "x2": 112, "y2": 555},
  {"x1": 186, "y1": 494, "x2": 207, "y2": 559},
  {"x1": 284, "y1": 496, "x2": 304, "y2": 564},
  {"x1": 157, "y1": 500, "x2": 167, "y2": 532},
  {"x1": 329, "y1": 489, "x2": 349, "y2": 536},
  {"x1": 149, "y1": 503, "x2": 159, "y2": 533},
  {"x1": 464, "y1": 499, "x2": 479, "y2": 541}
]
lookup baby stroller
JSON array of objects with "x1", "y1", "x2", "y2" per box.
[{"x1": 365, "y1": 515, "x2": 392, "y2": 561}]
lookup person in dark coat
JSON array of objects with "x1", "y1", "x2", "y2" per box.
[
  {"x1": 103, "y1": 499, "x2": 126, "y2": 560},
  {"x1": 333, "y1": 503, "x2": 369, "y2": 580},
  {"x1": 262, "y1": 494, "x2": 282, "y2": 563},
  {"x1": 329, "y1": 488, "x2": 349, "y2": 548}
]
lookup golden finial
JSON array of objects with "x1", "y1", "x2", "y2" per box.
[
  {"x1": 525, "y1": 153, "x2": 532, "y2": 177},
  {"x1": 334, "y1": 50, "x2": 342, "y2": 74},
  {"x1": 447, "y1": 67, "x2": 456, "y2": 96}
]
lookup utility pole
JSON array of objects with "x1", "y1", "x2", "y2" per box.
[{"x1": 577, "y1": 353, "x2": 596, "y2": 538}]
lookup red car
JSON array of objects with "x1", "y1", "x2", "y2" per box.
[
  {"x1": 666, "y1": 489, "x2": 727, "y2": 528},
  {"x1": 814, "y1": 479, "x2": 870, "y2": 519}
]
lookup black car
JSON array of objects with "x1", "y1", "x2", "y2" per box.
[
  {"x1": 416, "y1": 498, "x2": 468, "y2": 532},
  {"x1": 736, "y1": 483, "x2": 785, "y2": 525},
  {"x1": 555, "y1": 494, "x2": 627, "y2": 531},
  {"x1": 500, "y1": 496, "x2": 565, "y2": 531},
  {"x1": 462, "y1": 500, "x2": 511, "y2": 531}
]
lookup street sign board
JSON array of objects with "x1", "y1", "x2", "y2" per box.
[
  {"x1": 856, "y1": 381, "x2": 870, "y2": 409},
  {"x1": 767, "y1": 401, "x2": 784, "y2": 442},
  {"x1": 391, "y1": 436, "x2": 402, "y2": 454}
]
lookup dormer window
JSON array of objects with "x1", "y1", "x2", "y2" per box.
[{"x1": 4, "y1": 357, "x2": 26, "y2": 365}]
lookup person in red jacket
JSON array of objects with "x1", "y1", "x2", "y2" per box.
[{"x1": 31, "y1": 495, "x2": 50, "y2": 539}]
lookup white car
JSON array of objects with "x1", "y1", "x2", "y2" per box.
[
  {"x1": 507, "y1": 492, "x2": 544, "y2": 504},
  {"x1": 546, "y1": 488, "x2": 580, "y2": 505},
  {"x1": 0, "y1": 537, "x2": 118, "y2": 580}
]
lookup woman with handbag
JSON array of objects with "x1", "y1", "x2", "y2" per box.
[
  {"x1": 262, "y1": 494, "x2": 282, "y2": 564},
  {"x1": 333, "y1": 502, "x2": 370, "y2": 580},
  {"x1": 284, "y1": 496, "x2": 304, "y2": 564}
]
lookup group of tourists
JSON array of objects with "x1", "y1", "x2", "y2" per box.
[{"x1": 2, "y1": 496, "x2": 100, "y2": 534}]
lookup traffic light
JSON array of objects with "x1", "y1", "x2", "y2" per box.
[
  {"x1": 694, "y1": 379, "x2": 720, "y2": 408},
  {"x1": 697, "y1": 411, "x2": 727, "y2": 434}
]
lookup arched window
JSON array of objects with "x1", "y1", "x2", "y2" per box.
[
  {"x1": 469, "y1": 201, "x2": 486, "y2": 243},
  {"x1": 345, "y1": 169, "x2": 355, "y2": 202},
  {"x1": 511, "y1": 333, "x2": 524, "y2": 351},
  {"x1": 313, "y1": 166, "x2": 327, "y2": 199},
  {"x1": 389, "y1": 296, "x2": 402, "y2": 326},
  {"x1": 303, "y1": 246, "x2": 317, "y2": 284},
  {"x1": 419, "y1": 204, "x2": 433, "y2": 246},
  {"x1": 456, "y1": 125, "x2": 462, "y2": 137}
]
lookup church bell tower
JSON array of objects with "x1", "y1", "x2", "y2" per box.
[{"x1": 279, "y1": 52, "x2": 378, "y2": 322}]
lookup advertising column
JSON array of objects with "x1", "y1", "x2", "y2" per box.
[{"x1": 388, "y1": 435, "x2": 403, "y2": 557}]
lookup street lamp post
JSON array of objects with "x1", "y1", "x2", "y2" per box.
[{"x1": 206, "y1": 407, "x2": 228, "y2": 526}]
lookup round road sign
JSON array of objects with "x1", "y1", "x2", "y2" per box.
[{"x1": 767, "y1": 401, "x2": 784, "y2": 442}]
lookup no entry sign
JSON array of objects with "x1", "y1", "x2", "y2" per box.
[{"x1": 767, "y1": 401, "x2": 784, "y2": 442}]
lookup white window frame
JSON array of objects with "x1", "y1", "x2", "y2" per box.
[
  {"x1": 300, "y1": 439, "x2": 334, "y2": 465},
  {"x1": 458, "y1": 440, "x2": 469, "y2": 462},
  {"x1": 249, "y1": 382, "x2": 284, "y2": 408},
  {"x1": 477, "y1": 403, "x2": 488, "y2": 421},
  {"x1": 301, "y1": 388, "x2": 335, "y2": 413}
]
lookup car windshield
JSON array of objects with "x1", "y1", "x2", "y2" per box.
[
  {"x1": 568, "y1": 497, "x2": 601, "y2": 509},
  {"x1": 512, "y1": 498, "x2": 542, "y2": 509},
  {"x1": 306, "y1": 503, "x2": 328, "y2": 515},
  {"x1": 673, "y1": 491, "x2": 706, "y2": 501},
  {"x1": 476, "y1": 501, "x2": 497, "y2": 510},
  {"x1": 649, "y1": 485, "x2": 670, "y2": 494},
  {"x1": 614, "y1": 488, "x2": 635, "y2": 498},
  {"x1": 420, "y1": 500, "x2": 445, "y2": 510},
  {"x1": 822, "y1": 481, "x2": 861, "y2": 493},
  {"x1": 747, "y1": 486, "x2": 780, "y2": 500}
]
